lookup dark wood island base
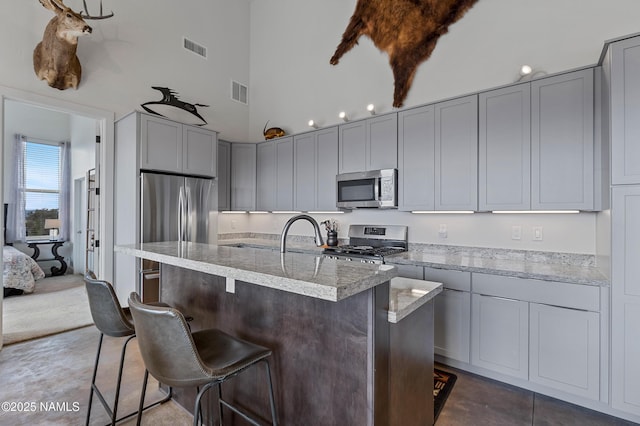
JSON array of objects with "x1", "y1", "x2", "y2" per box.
[{"x1": 161, "y1": 264, "x2": 434, "y2": 425}]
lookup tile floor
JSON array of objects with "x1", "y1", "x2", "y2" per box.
[
  {"x1": 0, "y1": 326, "x2": 637, "y2": 425},
  {"x1": 436, "y1": 364, "x2": 637, "y2": 425}
]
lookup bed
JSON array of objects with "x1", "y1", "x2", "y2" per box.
[{"x1": 3, "y1": 245, "x2": 45, "y2": 296}]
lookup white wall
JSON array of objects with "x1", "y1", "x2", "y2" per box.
[
  {"x1": 219, "y1": 210, "x2": 597, "y2": 255},
  {"x1": 0, "y1": 0, "x2": 251, "y2": 141},
  {"x1": 248, "y1": 0, "x2": 640, "y2": 140}
]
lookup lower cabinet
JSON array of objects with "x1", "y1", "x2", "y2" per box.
[
  {"x1": 432, "y1": 271, "x2": 602, "y2": 403},
  {"x1": 471, "y1": 294, "x2": 529, "y2": 379},
  {"x1": 435, "y1": 289, "x2": 471, "y2": 363},
  {"x1": 423, "y1": 267, "x2": 472, "y2": 363},
  {"x1": 529, "y1": 302, "x2": 600, "y2": 400}
]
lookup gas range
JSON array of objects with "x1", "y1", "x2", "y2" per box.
[{"x1": 322, "y1": 225, "x2": 408, "y2": 264}]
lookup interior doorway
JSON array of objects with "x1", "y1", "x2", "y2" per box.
[{"x1": 0, "y1": 86, "x2": 115, "y2": 350}]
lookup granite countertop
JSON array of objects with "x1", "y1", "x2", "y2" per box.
[
  {"x1": 388, "y1": 250, "x2": 608, "y2": 286},
  {"x1": 114, "y1": 241, "x2": 397, "y2": 302},
  {"x1": 218, "y1": 236, "x2": 609, "y2": 287},
  {"x1": 388, "y1": 277, "x2": 442, "y2": 323}
]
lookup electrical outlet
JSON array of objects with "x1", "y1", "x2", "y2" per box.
[
  {"x1": 511, "y1": 226, "x2": 522, "y2": 240},
  {"x1": 533, "y1": 226, "x2": 543, "y2": 241},
  {"x1": 438, "y1": 224, "x2": 448, "y2": 239}
]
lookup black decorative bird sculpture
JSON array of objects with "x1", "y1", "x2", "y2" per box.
[{"x1": 141, "y1": 86, "x2": 209, "y2": 126}]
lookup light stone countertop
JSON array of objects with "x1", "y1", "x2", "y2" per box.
[
  {"x1": 218, "y1": 236, "x2": 608, "y2": 287},
  {"x1": 114, "y1": 241, "x2": 397, "y2": 302},
  {"x1": 388, "y1": 277, "x2": 442, "y2": 323}
]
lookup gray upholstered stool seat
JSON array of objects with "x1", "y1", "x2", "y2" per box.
[
  {"x1": 128, "y1": 292, "x2": 278, "y2": 426},
  {"x1": 84, "y1": 273, "x2": 190, "y2": 425}
]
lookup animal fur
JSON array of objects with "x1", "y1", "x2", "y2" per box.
[
  {"x1": 33, "y1": 0, "x2": 92, "y2": 90},
  {"x1": 263, "y1": 121, "x2": 286, "y2": 140},
  {"x1": 330, "y1": 0, "x2": 479, "y2": 108}
]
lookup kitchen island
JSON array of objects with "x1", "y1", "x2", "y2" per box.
[{"x1": 115, "y1": 241, "x2": 441, "y2": 425}]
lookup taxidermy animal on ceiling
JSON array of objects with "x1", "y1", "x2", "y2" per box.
[
  {"x1": 141, "y1": 87, "x2": 209, "y2": 126},
  {"x1": 33, "y1": 0, "x2": 93, "y2": 90},
  {"x1": 330, "y1": 0, "x2": 479, "y2": 108}
]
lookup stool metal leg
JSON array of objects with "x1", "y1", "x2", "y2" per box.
[
  {"x1": 88, "y1": 334, "x2": 172, "y2": 426},
  {"x1": 85, "y1": 333, "x2": 105, "y2": 426},
  {"x1": 264, "y1": 359, "x2": 278, "y2": 426}
]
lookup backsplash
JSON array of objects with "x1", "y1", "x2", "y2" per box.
[{"x1": 218, "y1": 232, "x2": 596, "y2": 267}]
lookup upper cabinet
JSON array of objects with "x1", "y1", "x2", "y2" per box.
[
  {"x1": 257, "y1": 137, "x2": 294, "y2": 211},
  {"x1": 339, "y1": 114, "x2": 398, "y2": 173},
  {"x1": 398, "y1": 96, "x2": 478, "y2": 212},
  {"x1": 139, "y1": 112, "x2": 217, "y2": 177},
  {"x1": 608, "y1": 36, "x2": 640, "y2": 185},
  {"x1": 531, "y1": 69, "x2": 594, "y2": 210},
  {"x1": 231, "y1": 143, "x2": 256, "y2": 211},
  {"x1": 398, "y1": 105, "x2": 436, "y2": 211},
  {"x1": 217, "y1": 140, "x2": 231, "y2": 211},
  {"x1": 479, "y1": 84, "x2": 531, "y2": 211},
  {"x1": 435, "y1": 95, "x2": 478, "y2": 211},
  {"x1": 478, "y1": 69, "x2": 599, "y2": 212},
  {"x1": 294, "y1": 127, "x2": 339, "y2": 211}
]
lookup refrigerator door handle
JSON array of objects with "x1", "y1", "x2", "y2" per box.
[
  {"x1": 178, "y1": 185, "x2": 185, "y2": 243},
  {"x1": 185, "y1": 183, "x2": 192, "y2": 242}
]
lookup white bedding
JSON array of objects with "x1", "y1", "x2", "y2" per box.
[{"x1": 3, "y1": 246, "x2": 45, "y2": 293}]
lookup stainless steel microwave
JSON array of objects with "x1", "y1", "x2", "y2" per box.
[{"x1": 336, "y1": 169, "x2": 398, "y2": 209}]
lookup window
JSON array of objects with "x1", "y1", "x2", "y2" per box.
[{"x1": 21, "y1": 140, "x2": 62, "y2": 239}]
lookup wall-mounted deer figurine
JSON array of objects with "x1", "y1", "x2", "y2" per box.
[{"x1": 33, "y1": 0, "x2": 93, "y2": 90}]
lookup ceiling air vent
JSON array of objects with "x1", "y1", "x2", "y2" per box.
[
  {"x1": 231, "y1": 80, "x2": 248, "y2": 104},
  {"x1": 183, "y1": 37, "x2": 207, "y2": 59}
]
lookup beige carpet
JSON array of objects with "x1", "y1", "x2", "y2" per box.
[{"x1": 2, "y1": 274, "x2": 93, "y2": 345}]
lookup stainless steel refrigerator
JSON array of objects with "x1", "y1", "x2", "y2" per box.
[{"x1": 139, "y1": 172, "x2": 218, "y2": 302}]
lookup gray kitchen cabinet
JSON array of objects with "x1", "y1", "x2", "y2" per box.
[
  {"x1": 529, "y1": 302, "x2": 600, "y2": 400},
  {"x1": 425, "y1": 267, "x2": 471, "y2": 363},
  {"x1": 338, "y1": 113, "x2": 397, "y2": 173},
  {"x1": 217, "y1": 140, "x2": 231, "y2": 211},
  {"x1": 294, "y1": 127, "x2": 339, "y2": 211},
  {"x1": 139, "y1": 112, "x2": 217, "y2": 177},
  {"x1": 256, "y1": 140, "x2": 276, "y2": 211},
  {"x1": 471, "y1": 272, "x2": 601, "y2": 400},
  {"x1": 275, "y1": 137, "x2": 294, "y2": 210},
  {"x1": 611, "y1": 185, "x2": 640, "y2": 415},
  {"x1": 531, "y1": 69, "x2": 594, "y2": 210},
  {"x1": 471, "y1": 294, "x2": 529, "y2": 380},
  {"x1": 231, "y1": 143, "x2": 256, "y2": 211},
  {"x1": 435, "y1": 95, "x2": 478, "y2": 211},
  {"x1": 257, "y1": 137, "x2": 294, "y2": 211},
  {"x1": 479, "y1": 84, "x2": 531, "y2": 211},
  {"x1": 608, "y1": 36, "x2": 640, "y2": 185},
  {"x1": 394, "y1": 264, "x2": 424, "y2": 280},
  {"x1": 398, "y1": 105, "x2": 436, "y2": 211}
]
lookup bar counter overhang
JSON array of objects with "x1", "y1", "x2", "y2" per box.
[{"x1": 115, "y1": 242, "x2": 440, "y2": 425}]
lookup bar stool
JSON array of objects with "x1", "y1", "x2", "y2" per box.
[
  {"x1": 84, "y1": 273, "x2": 189, "y2": 425},
  {"x1": 128, "y1": 292, "x2": 278, "y2": 426}
]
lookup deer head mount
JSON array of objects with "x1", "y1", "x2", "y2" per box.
[
  {"x1": 330, "y1": 0, "x2": 479, "y2": 108},
  {"x1": 33, "y1": 0, "x2": 92, "y2": 90}
]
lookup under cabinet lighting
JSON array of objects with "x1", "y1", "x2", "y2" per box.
[
  {"x1": 411, "y1": 211, "x2": 474, "y2": 214},
  {"x1": 271, "y1": 211, "x2": 303, "y2": 214},
  {"x1": 307, "y1": 211, "x2": 345, "y2": 214},
  {"x1": 491, "y1": 210, "x2": 580, "y2": 214},
  {"x1": 248, "y1": 211, "x2": 269, "y2": 214},
  {"x1": 221, "y1": 211, "x2": 248, "y2": 214}
]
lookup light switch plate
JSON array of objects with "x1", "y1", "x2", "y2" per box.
[{"x1": 533, "y1": 226, "x2": 543, "y2": 241}]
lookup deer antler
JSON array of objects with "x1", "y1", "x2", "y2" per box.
[{"x1": 80, "y1": 0, "x2": 114, "y2": 20}]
